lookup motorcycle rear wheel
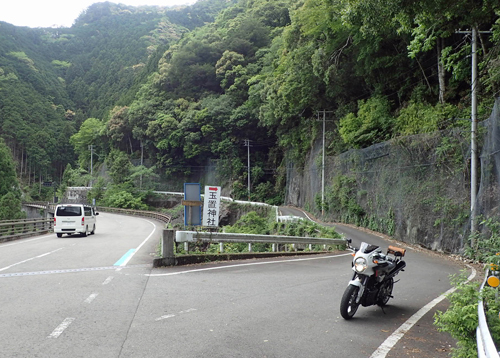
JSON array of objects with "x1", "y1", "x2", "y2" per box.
[
  {"x1": 377, "y1": 278, "x2": 394, "y2": 306},
  {"x1": 340, "y1": 284, "x2": 360, "y2": 320}
]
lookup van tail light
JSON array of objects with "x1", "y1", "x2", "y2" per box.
[
  {"x1": 54, "y1": 218, "x2": 56, "y2": 226},
  {"x1": 81, "y1": 217, "x2": 85, "y2": 226}
]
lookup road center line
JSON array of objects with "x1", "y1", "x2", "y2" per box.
[
  {"x1": 47, "y1": 317, "x2": 75, "y2": 339},
  {"x1": 0, "y1": 248, "x2": 63, "y2": 272},
  {"x1": 155, "y1": 308, "x2": 197, "y2": 321},
  {"x1": 370, "y1": 266, "x2": 477, "y2": 358},
  {"x1": 147, "y1": 253, "x2": 352, "y2": 277},
  {"x1": 102, "y1": 276, "x2": 114, "y2": 285},
  {"x1": 84, "y1": 293, "x2": 99, "y2": 304}
]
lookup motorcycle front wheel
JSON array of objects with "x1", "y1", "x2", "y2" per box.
[{"x1": 340, "y1": 284, "x2": 360, "y2": 320}]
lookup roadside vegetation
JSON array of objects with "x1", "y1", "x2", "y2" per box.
[
  {"x1": 435, "y1": 219, "x2": 500, "y2": 357},
  {"x1": 175, "y1": 209, "x2": 343, "y2": 255},
  {"x1": 3, "y1": 0, "x2": 500, "y2": 214}
]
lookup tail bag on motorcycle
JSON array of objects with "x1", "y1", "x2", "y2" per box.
[{"x1": 387, "y1": 245, "x2": 406, "y2": 257}]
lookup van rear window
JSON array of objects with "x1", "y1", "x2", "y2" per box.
[{"x1": 56, "y1": 206, "x2": 82, "y2": 216}]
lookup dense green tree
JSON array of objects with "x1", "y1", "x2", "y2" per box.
[
  {"x1": 2, "y1": 0, "x2": 500, "y2": 208},
  {"x1": 339, "y1": 96, "x2": 394, "y2": 148},
  {"x1": 69, "y1": 117, "x2": 105, "y2": 167},
  {"x1": 107, "y1": 150, "x2": 133, "y2": 185},
  {"x1": 0, "y1": 192, "x2": 24, "y2": 220},
  {"x1": 0, "y1": 139, "x2": 23, "y2": 219},
  {"x1": 0, "y1": 139, "x2": 19, "y2": 197}
]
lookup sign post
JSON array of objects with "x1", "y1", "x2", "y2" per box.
[{"x1": 202, "y1": 186, "x2": 221, "y2": 228}]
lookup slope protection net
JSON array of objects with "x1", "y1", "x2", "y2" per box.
[{"x1": 287, "y1": 99, "x2": 500, "y2": 253}]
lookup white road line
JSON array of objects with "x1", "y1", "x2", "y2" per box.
[
  {"x1": 179, "y1": 308, "x2": 197, "y2": 314},
  {"x1": 0, "y1": 248, "x2": 63, "y2": 272},
  {"x1": 0, "y1": 234, "x2": 53, "y2": 247},
  {"x1": 84, "y1": 293, "x2": 99, "y2": 304},
  {"x1": 155, "y1": 314, "x2": 176, "y2": 321},
  {"x1": 147, "y1": 253, "x2": 352, "y2": 277},
  {"x1": 116, "y1": 219, "x2": 157, "y2": 267},
  {"x1": 102, "y1": 276, "x2": 114, "y2": 285},
  {"x1": 47, "y1": 317, "x2": 75, "y2": 338},
  {"x1": 155, "y1": 308, "x2": 197, "y2": 321},
  {"x1": 370, "y1": 266, "x2": 477, "y2": 358}
]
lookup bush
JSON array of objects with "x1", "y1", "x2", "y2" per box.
[
  {"x1": 105, "y1": 190, "x2": 147, "y2": 210},
  {"x1": 435, "y1": 272, "x2": 500, "y2": 358},
  {"x1": 339, "y1": 96, "x2": 394, "y2": 148},
  {"x1": 395, "y1": 101, "x2": 461, "y2": 136},
  {"x1": 224, "y1": 211, "x2": 269, "y2": 235},
  {"x1": 0, "y1": 192, "x2": 25, "y2": 220}
]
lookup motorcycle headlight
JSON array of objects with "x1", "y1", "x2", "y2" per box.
[{"x1": 354, "y1": 257, "x2": 367, "y2": 273}]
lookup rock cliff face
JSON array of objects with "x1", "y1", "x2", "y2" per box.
[{"x1": 285, "y1": 139, "x2": 322, "y2": 208}]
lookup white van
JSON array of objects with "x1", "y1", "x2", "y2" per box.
[{"x1": 54, "y1": 204, "x2": 98, "y2": 237}]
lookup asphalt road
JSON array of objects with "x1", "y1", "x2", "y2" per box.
[{"x1": 0, "y1": 210, "x2": 468, "y2": 357}]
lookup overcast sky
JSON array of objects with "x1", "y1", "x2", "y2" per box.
[{"x1": 1, "y1": 0, "x2": 197, "y2": 28}]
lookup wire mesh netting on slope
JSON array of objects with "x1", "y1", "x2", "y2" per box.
[
  {"x1": 476, "y1": 99, "x2": 500, "y2": 236},
  {"x1": 287, "y1": 100, "x2": 500, "y2": 253}
]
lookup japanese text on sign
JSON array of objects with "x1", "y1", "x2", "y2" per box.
[{"x1": 202, "y1": 186, "x2": 221, "y2": 227}]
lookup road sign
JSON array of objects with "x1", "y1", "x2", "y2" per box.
[
  {"x1": 202, "y1": 186, "x2": 221, "y2": 227},
  {"x1": 184, "y1": 183, "x2": 201, "y2": 226}
]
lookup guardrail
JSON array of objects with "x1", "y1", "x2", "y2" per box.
[
  {"x1": 96, "y1": 207, "x2": 171, "y2": 225},
  {"x1": 10, "y1": 203, "x2": 172, "y2": 242},
  {"x1": 0, "y1": 218, "x2": 53, "y2": 242},
  {"x1": 156, "y1": 229, "x2": 346, "y2": 266},
  {"x1": 176, "y1": 231, "x2": 344, "y2": 247},
  {"x1": 477, "y1": 269, "x2": 500, "y2": 358},
  {"x1": 22, "y1": 203, "x2": 173, "y2": 225}
]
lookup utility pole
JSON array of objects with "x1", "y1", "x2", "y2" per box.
[
  {"x1": 316, "y1": 110, "x2": 333, "y2": 216},
  {"x1": 140, "y1": 141, "x2": 144, "y2": 189},
  {"x1": 88, "y1": 144, "x2": 94, "y2": 187},
  {"x1": 244, "y1": 139, "x2": 251, "y2": 200},
  {"x1": 457, "y1": 28, "x2": 491, "y2": 235},
  {"x1": 470, "y1": 27, "x2": 478, "y2": 234}
]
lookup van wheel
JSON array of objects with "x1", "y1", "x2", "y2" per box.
[
  {"x1": 90, "y1": 225, "x2": 95, "y2": 235},
  {"x1": 82, "y1": 227, "x2": 87, "y2": 237},
  {"x1": 56, "y1": 233, "x2": 63, "y2": 238}
]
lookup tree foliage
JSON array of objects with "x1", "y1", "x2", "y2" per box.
[
  {"x1": 0, "y1": 139, "x2": 23, "y2": 219},
  {"x1": 1, "y1": 0, "x2": 500, "y2": 205}
]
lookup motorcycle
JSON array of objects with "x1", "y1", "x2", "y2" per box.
[{"x1": 340, "y1": 239, "x2": 406, "y2": 320}]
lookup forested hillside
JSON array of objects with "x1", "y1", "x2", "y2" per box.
[{"x1": 1, "y1": 0, "x2": 500, "y2": 219}]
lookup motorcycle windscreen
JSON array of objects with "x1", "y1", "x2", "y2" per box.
[{"x1": 359, "y1": 242, "x2": 380, "y2": 253}]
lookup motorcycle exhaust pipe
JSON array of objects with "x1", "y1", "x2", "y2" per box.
[{"x1": 388, "y1": 260, "x2": 406, "y2": 278}]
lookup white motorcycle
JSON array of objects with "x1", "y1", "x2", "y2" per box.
[{"x1": 340, "y1": 240, "x2": 406, "y2": 320}]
